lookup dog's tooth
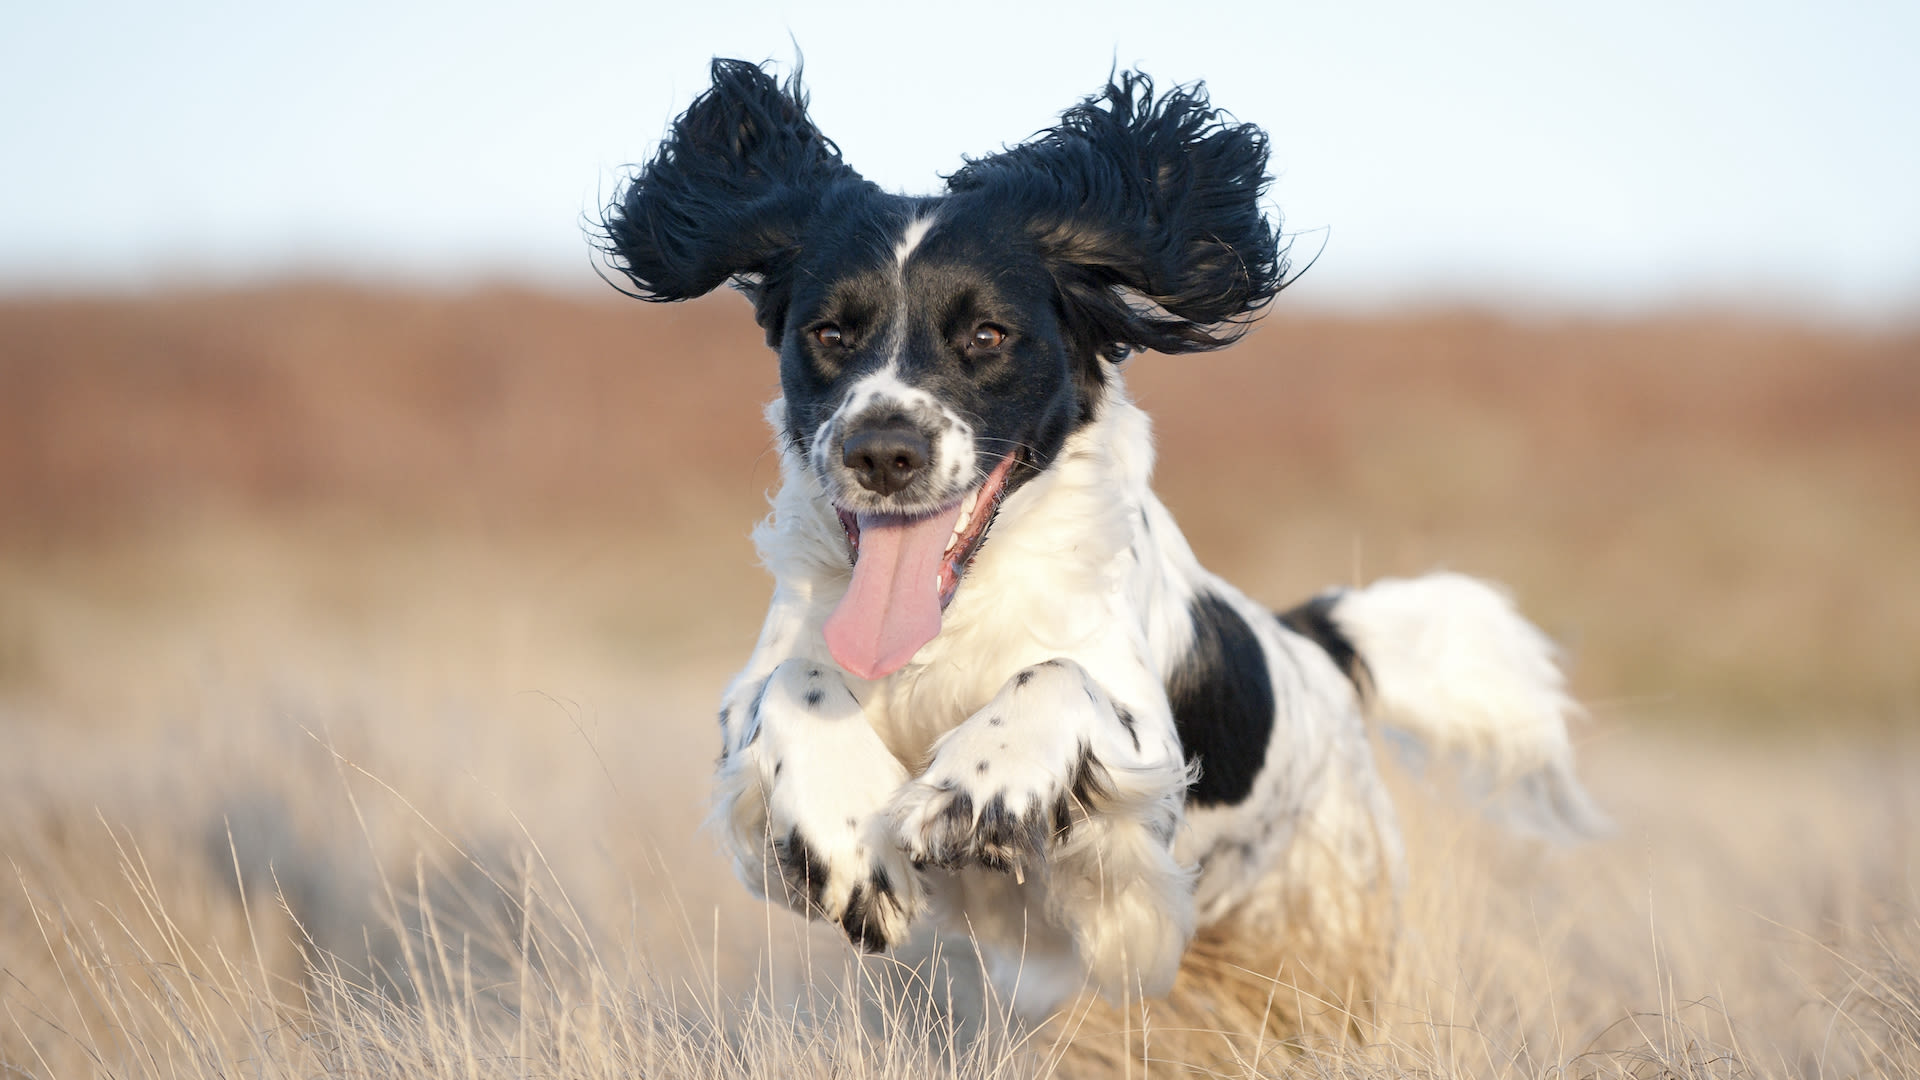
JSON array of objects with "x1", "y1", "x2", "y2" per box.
[
  {"x1": 947, "y1": 507, "x2": 971, "y2": 551},
  {"x1": 963, "y1": 490, "x2": 979, "y2": 516}
]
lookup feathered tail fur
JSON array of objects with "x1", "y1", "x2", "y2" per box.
[{"x1": 1326, "y1": 572, "x2": 1608, "y2": 838}]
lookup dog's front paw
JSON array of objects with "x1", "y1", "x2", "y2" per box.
[
  {"x1": 891, "y1": 676, "x2": 1111, "y2": 877},
  {"x1": 768, "y1": 819, "x2": 916, "y2": 951},
  {"x1": 748, "y1": 660, "x2": 921, "y2": 950},
  {"x1": 891, "y1": 777, "x2": 1058, "y2": 875}
]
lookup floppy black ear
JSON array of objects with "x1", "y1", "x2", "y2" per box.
[
  {"x1": 598, "y1": 59, "x2": 861, "y2": 304},
  {"x1": 947, "y1": 72, "x2": 1286, "y2": 359}
]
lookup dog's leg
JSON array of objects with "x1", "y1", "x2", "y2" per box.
[
  {"x1": 713, "y1": 658, "x2": 920, "y2": 950},
  {"x1": 891, "y1": 658, "x2": 1195, "y2": 1000}
]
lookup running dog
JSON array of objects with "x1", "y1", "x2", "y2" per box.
[{"x1": 597, "y1": 59, "x2": 1602, "y2": 1018}]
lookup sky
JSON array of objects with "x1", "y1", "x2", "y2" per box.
[{"x1": 4, "y1": 0, "x2": 1917, "y2": 319}]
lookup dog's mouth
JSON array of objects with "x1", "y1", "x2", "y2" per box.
[{"x1": 823, "y1": 452, "x2": 1019, "y2": 680}]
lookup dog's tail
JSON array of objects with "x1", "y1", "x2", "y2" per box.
[{"x1": 1283, "y1": 572, "x2": 1608, "y2": 839}]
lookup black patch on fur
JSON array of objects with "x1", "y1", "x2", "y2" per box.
[
  {"x1": 1068, "y1": 742, "x2": 1113, "y2": 805},
  {"x1": 1015, "y1": 670, "x2": 1035, "y2": 688},
  {"x1": 804, "y1": 688, "x2": 824, "y2": 708},
  {"x1": 931, "y1": 788, "x2": 975, "y2": 867},
  {"x1": 971, "y1": 795, "x2": 1023, "y2": 872},
  {"x1": 1112, "y1": 704, "x2": 1141, "y2": 752},
  {"x1": 743, "y1": 676, "x2": 771, "y2": 746},
  {"x1": 987, "y1": 715, "x2": 1003, "y2": 726},
  {"x1": 838, "y1": 884, "x2": 875, "y2": 949},
  {"x1": 839, "y1": 867, "x2": 899, "y2": 953},
  {"x1": 1167, "y1": 591, "x2": 1275, "y2": 807},
  {"x1": 1277, "y1": 591, "x2": 1371, "y2": 696},
  {"x1": 1052, "y1": 795, "x2": 1073, "y2": 840},
  {"x1": 1048, "y1": 741, "x2": 1113, "y2": 842},
  {"x1": 976, "y1": 760, "x2": 991, "y2": 774},
  {"x1": 773, "y1": 826, "x2": 828, "y2": 910},
  {"x1": 778, "y1": 827, "x2": 903, "y2": 951}
]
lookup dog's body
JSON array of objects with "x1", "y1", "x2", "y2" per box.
[{"x1": 601, "y1": 60, "x2": 1601, "y2": 1019}]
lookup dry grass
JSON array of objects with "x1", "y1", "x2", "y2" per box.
[{"x1": 1, "y1": 285, "x2": 1916, "y2": 1076}]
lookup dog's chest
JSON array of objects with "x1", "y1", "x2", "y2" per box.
[
  {"x1": 858, "y1": 665, "x2": 993, "y2": 767},
  {"x1": 851, "y1": 550, "x2": 1140, "y2": 767}
]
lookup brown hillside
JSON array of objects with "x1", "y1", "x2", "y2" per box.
[{"x1": 2, "y1": 285, "x2": 1915, "y2": 724}]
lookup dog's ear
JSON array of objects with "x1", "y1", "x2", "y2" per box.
[
  {"x1": 948, "y1": 72, "x2": 1286, "y2": 360},
  {"x1": 598, "y1": 59, "x2": 860, "y2": 309}
]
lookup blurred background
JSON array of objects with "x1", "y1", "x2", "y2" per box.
[
  {"x1": 1, "y1": 3, "x2": 1918, "y2": 1073},
  {"x1": 4, "y1": 0, "x2": 1914, "y2": 717}
]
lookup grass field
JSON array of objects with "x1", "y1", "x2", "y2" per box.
[{"x1": 1, "y1": 286, "x2": 1916, "y2": 1076}]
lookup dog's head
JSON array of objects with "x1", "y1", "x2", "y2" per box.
[{"x1": 600, "y1": 59, "x2": 1287, "y2": 678}]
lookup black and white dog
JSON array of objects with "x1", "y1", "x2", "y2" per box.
[{"x1": 600, "y1": 60, "x2": 1601, "y2": 1018}]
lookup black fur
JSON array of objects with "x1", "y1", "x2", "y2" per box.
[
  {"x1": 773, "y1": 824, "x2": 902, "y2": 953},
  {"x1": 1167, "y1": 591, "x2": 1275, "y2": 807},
  {"x1": 969, "y1": 794, "x2": 1042, "y2": 873},
  {"x1": 946, "y1": 70, "x2": 1287, "y2": 361},
  {"x1": 906, "y1": 741, "x2": 1112, "y2": 875},
  {"x1": 1278, "y1": 591, "x2": 1372, "y2": 696},
  {"x1": 838, "y1": 870, "x2": 899, "y2": 953},
  {"x1": 773, "y1": 826, "x2": 829, "y2": 911},
  {"x1": 1062, "y1": 742, "x2": 1114, "y2": 822},
  {"x1": 740, "y1": 676, "x2": 771, "y2": 747},
  {"x1": 598, "y1": 60, "x2": 1287, "y2": 518},
  {"x1": 1113, "y1": 704, "x2": 1141, "y2": 752},
  {"x1": 597, "y1": 59, "x2": 867, "y2": 312}
]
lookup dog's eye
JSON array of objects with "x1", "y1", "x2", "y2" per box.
[
  {"x1": 813, "y1": 324, "x2": 847, "y2": 348},
  {"x1": 968, "y1": 325, "x2": 1008, "y2": 351}
]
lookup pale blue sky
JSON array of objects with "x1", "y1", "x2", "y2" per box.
[{"x1": 4, "y1": 1, "x2": 1916, "y2": 318}]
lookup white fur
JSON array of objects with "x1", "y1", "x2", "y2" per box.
[
  {"x1": 810, "y1": 366, "x2": 978, "y2": 508},
  {"x1": 1332, "y1": 574, "x2": 1609, "y2": 836},
  {"x1": 714, "y1": 658, "x2": 920, "y2": 943},
  {"x1": 714, "y1": 375, "x2": 1599, "y2": 1019},
  {"x1": 894, "y1": 214, "x2": 936, "y2": 267}
]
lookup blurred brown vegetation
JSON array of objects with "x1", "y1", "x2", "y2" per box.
[{"x1": 3, "y1": 283, "x2": 1915, "y2": 727}]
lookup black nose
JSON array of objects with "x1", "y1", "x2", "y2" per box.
[{"x1": 843, "y1": 423, "x2": 931, "y2": 496}]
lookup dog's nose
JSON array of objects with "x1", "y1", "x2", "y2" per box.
[{"x1": 843, "y1": 423, "x2": 931, "y2": 496}]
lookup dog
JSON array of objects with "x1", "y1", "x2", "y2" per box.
[{"x1": 598, "y1": 59, "x2": 1603, "y2": 1020}]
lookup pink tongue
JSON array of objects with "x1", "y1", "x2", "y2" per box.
[{"x1": 824, "y1": 503, "x2": 964, "y2": 680}]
